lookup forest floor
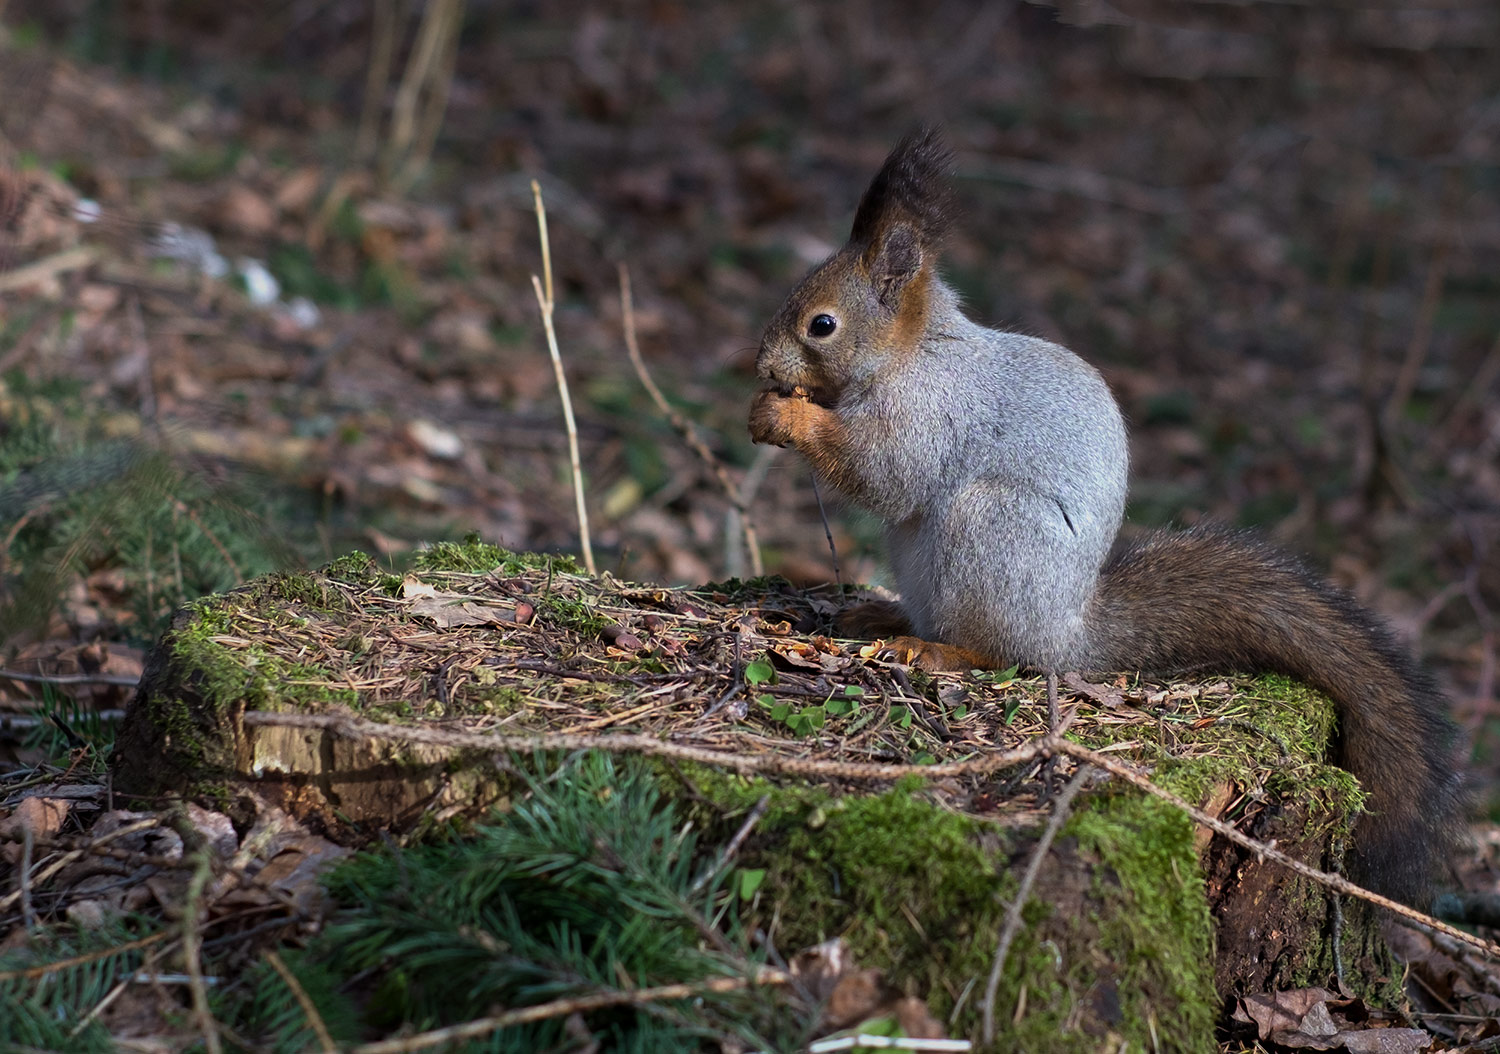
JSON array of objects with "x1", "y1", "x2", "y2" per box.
[{"x1": 2, "y1": 0, "x2": 1500, "y2": 1048}]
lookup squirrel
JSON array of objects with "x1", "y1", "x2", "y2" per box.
[{"x1": 747, "y1": 127, "x2": 1462, "y2": 905}]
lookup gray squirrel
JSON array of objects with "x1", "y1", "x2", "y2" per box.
[{"x1": 748, "y1": 127, "x2": 1461, "y2": 904}]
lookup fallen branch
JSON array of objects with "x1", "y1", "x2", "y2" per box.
[
  {"x1": 0, "y1": 668, "x2": 139, "y2": 687},
  {"x1": 240, "y1": 709, "x2": 1043, "y2": 782}
]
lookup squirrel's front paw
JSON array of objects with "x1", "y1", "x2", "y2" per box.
[{"x1": 749, "y1": 387, "x2": 820, "y2": 447}]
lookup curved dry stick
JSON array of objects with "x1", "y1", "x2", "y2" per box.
[
  {"x1": 618, "y1": 263, "x2": 763, "y2": 577},
  {"x1": 349, "y1": 968, "x2": 792, "y2": 1054}
]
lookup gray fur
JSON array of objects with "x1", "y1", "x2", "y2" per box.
[{"x1": 837, "y1": 279, "x2": 1128, "y2": 667}]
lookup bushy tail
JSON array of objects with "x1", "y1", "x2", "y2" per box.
[{"x1": 1085, "y1": 527, "x2": 1463, "y2": 904}]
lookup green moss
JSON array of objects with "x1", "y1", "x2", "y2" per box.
[
  {"x1": 730, "y1": 779, "x2": 1010, "y2": 1024},
  {"x1": 537, "y1": 592, "x2": 606, "y2": 637},
  {"x1": 1029, "y1": 792, "x2": 1216, "y2": 1050},
  {"x1": 260, "y1": 570, "x2": 349, "y2": 611},
  {"x1": 701, "y1": 774, "x2": 1219, "y2": 1051},
  {"x1": 410, "y1": 535, "x2": 584, "y2": 576},
  {"x1": 324, "y1": 550, "x2": 378, "y2": 585},
  {"x1": 135, "y1": 591, "x2": 359, "y2": 790}
]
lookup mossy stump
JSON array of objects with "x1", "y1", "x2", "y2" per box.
[{"x1": 111, "y1": 541, "x2": 1403, "y2": 1050}]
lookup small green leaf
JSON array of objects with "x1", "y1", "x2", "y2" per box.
[
  {"x1": 755, "y1": 693, "x2": 776, "y2": 709},
  {"x1": 825, "y1": 695, "x2": 858, "y2": 717},
  {"x1": 785, "y1": 705, "x2": 827, "y2": 736},
  {"x1": 952, "y1": 704, "x2": 968, "y2": 720},
  {"x1": 891, "y1": 705, "x2": 913, "y2": 730},
  {"x1": 1003, "y1": 698, "x2": 1022, "y2": 726},
  {"x1": 737, "y1": 868, "x2": 766, "y2": 900},
  {"x1": 844, "y1": 685, "x2": 864, "y2": 697},
  {"x1": 744, "y1": 658, "x2": 776, "y2": 686},
  {"x1": 770, "y1": 703, "x2": 792, "y2": 722}
]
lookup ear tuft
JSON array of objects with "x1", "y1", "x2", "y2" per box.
[{"x1": 849, "y1": 126, "x2": 956, "y2": 251}]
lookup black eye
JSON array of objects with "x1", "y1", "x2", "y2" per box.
[{"x1": 808, "y1": 314, "x2": 837, "y2": 338}]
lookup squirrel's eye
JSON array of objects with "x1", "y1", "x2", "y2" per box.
[{"x1": 808, "y1": 314, "x2": 838, "y2": 338}]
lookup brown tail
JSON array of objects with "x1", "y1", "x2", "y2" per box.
[{"x1": 1086, "y1": 527, "x2": 1464, "y2": 905}]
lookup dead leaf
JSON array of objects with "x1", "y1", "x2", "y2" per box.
[
  {"x1": 1063, "y1": 671, "x2": 1125, "y2": 708},
  {"x1": 1234, "y1": 990, "x2": 1430, "y2": 1052},
  {"x1": 0, "y1": 797, "x2": 71, "y2": 863},
  {"x1": 402, "y1": 577, "x2": 517, "y2": 628}
]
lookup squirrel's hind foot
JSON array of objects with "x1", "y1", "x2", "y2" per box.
[
  {"x1": 837, "y1": 602, "x2": 999, "y2": 672},
  {"x1": 880, "y1": 636, "x2": 998, "y2": 673}
]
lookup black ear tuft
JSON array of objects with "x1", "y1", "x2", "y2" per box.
[{"x1": 849, "y1": 126, "x2": 956, "y2": 251}]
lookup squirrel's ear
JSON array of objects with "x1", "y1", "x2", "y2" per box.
[
  {"x1": 849, "y1": 127, "x2": 955, "y2": 252},
  {"x1": 849, "y1": 127, "x2": 955, "y2": 311},
  {"x1": 862, "y1": 223, "x2": 924, "y2": 308}
]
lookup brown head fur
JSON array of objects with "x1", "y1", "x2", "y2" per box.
[{"x1": 754, "y1": 127, "x2": 958, "y2": 404}]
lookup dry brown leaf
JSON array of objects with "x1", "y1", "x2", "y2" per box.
[
  {"x1": 1063, "y1": 671, "x2": 1126, "y2": 708},
  {"x1": 402, "y1": 577, "x2": 517, "y2": 628},
  {"x1": 0, "y1": 797, "x2": 72, "y2": 863},
  {"x1": 1233, "y1": 990, "x2": 1430, "y2": 1052}
]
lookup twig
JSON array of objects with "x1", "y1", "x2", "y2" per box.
[
  {"x1": 1046, "y1": 738, "x2": 1500, "y2": 960},
  {"x1": 531, "y1": 180, "x2": 596, "y2": 576},
  {"x1": 383, "y1": 0, "x2": 462, "y2": 190},
  {"x1": 618, "y1": 263, "x2": 763, "y2": 577},
  {"x1": 1434, "y1": 328, "x2": 1500, "y2": 453},
  {"x1": 183, "y1": 849, "x2": 222, "y2": 1054},
  {"x1": 396, "y1": 0, "x2": 464, "y2": 192},
  {"x1": 0, "y1": 930, "x2": 170, "y2": 982},
  {"x1": 267, "y1": 950, "x2": 336, "y2": 1053},
  {"x1": 19, "y1": 825, "x2": 36, "y2": 931},
  {"x1": 1385, "y1": 227, "x2": 1452, "y2": 430},
  {"x1": 967, "y1": 159, "x2": 1183, "y2": 216},
  {"x1": 235, "y1": 708, "x2": 1500, "y2": 961},
  {"x1": 0, "y1": 245, "x2": 97, "y2": 294},
  {"x1": 0, "y1": 668, "x2": 138, "y2": 687},
  {"x1": 691, "y1": 793, "x2": 770, "y2": 894},
  {"x1": 981, "y1": 765, "x2": 1091, "y2": 1044},
  {"x1": 174, "y1": 500, "x2": 243, "y2": 584},
  {"x1": 348, "y1": 968, "x2": 792, "y2": 1054},
  {"x1": 354, "y1": 0, "x2": 400, "y2": 164},
  {"x1": 69, "y1": 942, "x2": 167, "y2": 1038},
  {"x1": 0, "y1": 816, "x2": 162, "y2": 912},
  {"x1": 241, "y1": 709, "x2": 1043, "y2": 782},
  {"x1": 809, "y1": 473, "x2": 841, "y2": 587}
]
